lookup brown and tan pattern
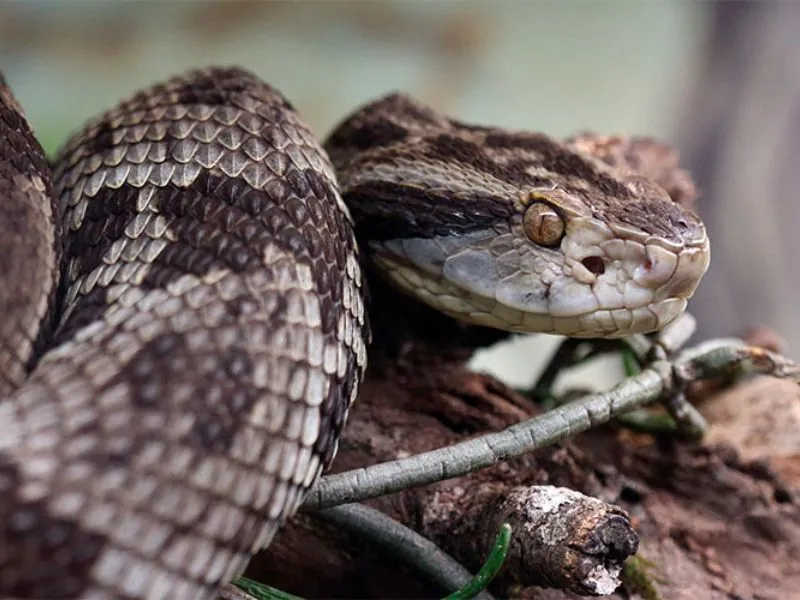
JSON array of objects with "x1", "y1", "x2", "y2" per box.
[
  {"x1": 0, "y1": 73, "x2": 60, "y2": 397},
  {"x1": 0, "y1": 67, "x2": 709, "y2": 599},
  {"x1": 0, "y1": 67, "x2": 367, "y2": 599},
  {"x1": 327, "y1": 93, "x2": 710, "y2": 338}
]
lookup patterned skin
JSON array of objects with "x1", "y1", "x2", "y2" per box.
[{"x1": 0, "y1": 67, "x2": 707, "y2": 599}]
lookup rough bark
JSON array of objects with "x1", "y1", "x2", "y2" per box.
[
  {"x1": 238, "y1": 336, "x2": 799, "y2": 599},
  {"x1": 234, "y1": 103, "x2": 800, "y2": 598}
]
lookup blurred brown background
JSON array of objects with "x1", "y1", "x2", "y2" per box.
[{"x1": 1, "y1": 1, "x2": 797, "y2": 384}]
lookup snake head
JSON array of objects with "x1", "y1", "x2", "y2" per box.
[{"x1": 327, "y1": 94, "x2": 710, "y2": 339}]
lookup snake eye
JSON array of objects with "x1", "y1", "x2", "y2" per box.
[{"x1": 523, "y1": 202, "x2": 565, "y2": 247}]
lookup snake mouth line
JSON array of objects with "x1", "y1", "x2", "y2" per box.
[
  {"x1": 530, "y1": 298, "x2": 689, "y2": 338},
  {"x1": 372, "y1": 220, "x2": 709, "y2": 338},
  {"x1": 454, "y1": 292, "x2": 687, "y2": 338},
  {"x1": 373, "y1": 252, "x2": 695, "y2": 338}
]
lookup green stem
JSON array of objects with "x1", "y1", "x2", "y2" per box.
[
  {"x1": 232, "y1": 577, "x2": 304, "y2": 600},
  {"x1": 443, "y1": 523, "x2": 512, "y2": 600}
]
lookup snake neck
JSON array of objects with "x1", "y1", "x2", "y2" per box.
[{"x1": 363, "y1": 261, "x2": 511, "y2": 374}]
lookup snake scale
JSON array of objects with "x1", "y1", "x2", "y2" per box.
[{"x1": 0, "y1": 66, "x2": 709, "y2": 599}]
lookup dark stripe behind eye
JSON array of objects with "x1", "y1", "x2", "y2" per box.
[{"x1": 342, "y1": 181, "x2": 514, "y2": 241}]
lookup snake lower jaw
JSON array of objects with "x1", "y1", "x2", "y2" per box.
[
  {"x1": 564, "y1": 297, "x2": 689, "y2": 338},
  {"x1": 375, "y1": 263, "x2": 691, "y2": 340},
  {"x1": 474, "y1": 297, "x2": 689, "y2": 338},
  {"x1": 373, "y1": 246, "x2": 708, "y2": 339}
]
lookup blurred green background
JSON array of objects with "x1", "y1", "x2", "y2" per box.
[
  {"x1": 1, "y1": 1, "x2": 704, "y2": 154},
  {"x1": 2, "y1": 1, "x2": 797, "y2": 384}
]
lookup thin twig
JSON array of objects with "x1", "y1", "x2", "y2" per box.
[
  {"x1": 623, "y1": 313, "x2": 698, "y2": 364},
  {"x1": 318, "y1": 504, "x2": 495, "y2": 600},
  {"x1": 620, "y1": 334, "x2": 709, "y2": 439},
  {"x1": 660, "y1": 392, "x2": 707, "y2": 440},
  {"x1": 532, "y1": 338, "x2": 582, "y2": 403},
  {"x1": 304, "y1": 364, "x2": 670, "y2": 510},
  {"x1": 305, "y1": 340, "x2": 800, "y2": 511},
  {"x1": 653, "y1": 312, "x2": 698, "y2": 356},
  {"x1": 221, "y1": 503, "x2": 498, "y2": 600},
  {"x1": 615, "y1": 347, "x2": 679, "y2": 434},
  {"x1": 532, "y1": 338, "x2": 619, "y2": 405}
]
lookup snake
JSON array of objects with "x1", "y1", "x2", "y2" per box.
[{"x1": 0, "y1": 66, "x2": 710, "y2": 599}]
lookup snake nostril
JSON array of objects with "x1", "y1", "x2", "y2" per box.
[{"x1": 581, "y1": 256, "x2": 606, "y2": 276}]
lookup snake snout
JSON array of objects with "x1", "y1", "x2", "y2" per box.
[
  {"x1": 632, "y1": 244, "x2": 678, "y2": 289},
  {"x1": 655, "y1": 245, "x2": 710, "y2": 300},
  {"x1": 631, "y1": 240, "x2": 710, "y2": 301}
]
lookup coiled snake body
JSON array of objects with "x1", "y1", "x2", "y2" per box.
[{"x1": 0, "y1": 67, "x2": 709, "y2": 599}]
